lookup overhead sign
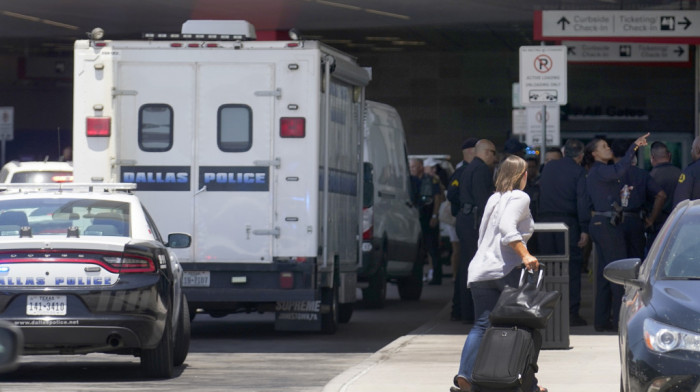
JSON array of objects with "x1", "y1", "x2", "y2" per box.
[
  {"x1": 564, "y1": 41, "x2": 689, "y2": 63},
  {"x1": 0, "y1": 107, "x2": 14, "y2": 141},
  {"x1": 519, "y1": 45, "x2": 568, "y2": 106},
  {"x1": 525, "y1": 105, "x2": 560, "y2": 147},
  {"x1": 536, "y1": 10, "x2": 700, "y2": 42}
]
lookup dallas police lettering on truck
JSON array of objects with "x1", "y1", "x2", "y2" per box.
[{"x1": 72, "y1": 20, "x2": 371, "y2": 333}]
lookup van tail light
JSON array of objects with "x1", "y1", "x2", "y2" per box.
[
  {"x1": 280, "y1": 117, "x2": 305, "y2": 138},
  {"x1": 362, "y1": 206, "x2": 373, "y2": 240},
  {"x1": 86, "y1": 117, "x2": 111, "y2": 137}
]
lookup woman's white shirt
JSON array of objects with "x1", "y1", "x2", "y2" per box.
[{"x1": 467, "y1": 189, "x2": 534, "y2": 287}]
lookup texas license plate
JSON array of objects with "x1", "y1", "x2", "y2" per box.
[
  {"x1": 27, "y1": 295, "x2": 67, "y2": 316},
  {"x1": 183, "y1": 271, "x2": 210, "y2": 287}
]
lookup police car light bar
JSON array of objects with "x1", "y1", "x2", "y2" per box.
[
  {"x1": 0, "y1": 183, "x2": 138, "y2": 194},
  {"x1": 142, "y1": 32, "x2": 251, "y2": 41}
]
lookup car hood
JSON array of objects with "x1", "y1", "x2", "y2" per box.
[
  {"x1": 0, "y1": 236, "x2": 130, "y2": 253},
  {"x1": 650, "y1": 280, "x2": 700, "y2": 333}
]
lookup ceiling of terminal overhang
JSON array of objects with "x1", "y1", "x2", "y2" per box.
[{"x1": 0, "y1": 0, "x2": 693, "y2": 54}]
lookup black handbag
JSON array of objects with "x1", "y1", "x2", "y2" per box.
[{"x1": 488, "y1": 267, "x2": 561, "y2": 329}]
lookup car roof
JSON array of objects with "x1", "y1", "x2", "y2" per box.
[
  {"x1": 2, "y1": 161, "x2": 73, "y2": 172},
  {"x1": 0, "y1": 183, "x2": 137, "y2": 203}
]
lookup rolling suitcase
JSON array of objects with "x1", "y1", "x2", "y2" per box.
[{"x1": 471, "y1": 326, "x2": 537, "y2": 392}]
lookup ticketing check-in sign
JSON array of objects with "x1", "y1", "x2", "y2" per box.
[{"x1": 519, "y1": 46, "x2": 567, "y2": 106}]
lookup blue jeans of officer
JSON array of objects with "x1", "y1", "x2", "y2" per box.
[
  {"x1": 457, "y1": 268, "x2": 521, "y2": 382},
  {"x1": 589, "y1": 215, "x2": 626, "y2": 329}
]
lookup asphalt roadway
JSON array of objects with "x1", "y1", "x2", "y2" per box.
[{"x1": 323, "y1": 271, "x2": 621, "y2": 392}]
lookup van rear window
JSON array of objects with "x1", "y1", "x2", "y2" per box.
[
  {"x1": 218, "y1": 105, "x2": 252, "y2": 152},
  {"x1": 139, "y1": 104, "x2": 173, "y2": 152}
]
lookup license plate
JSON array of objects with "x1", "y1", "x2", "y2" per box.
[
  {"x1": 183, "y1": 271, "x2": 210, "y2": 287},
  {"x1": 27, "y1": 295, "x2": 67, "y2": 316}
]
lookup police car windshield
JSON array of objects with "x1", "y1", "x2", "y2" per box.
[
  {"x1": 0, "y1": 198, "x2": 129, "y2": 237},
  {"x1": 658, "y1": 211, "x2": 700, "y2": 279}
]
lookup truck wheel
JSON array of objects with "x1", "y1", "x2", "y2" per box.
[
  {"x1": 320, "y1": 287, "x2": 338, "y2": 334},
  {"x1": 173, "y1": 295, "x2": 191, "y2": 367},
  {"x1": 362, "y1": 260, "x2": 387, "y2": 309},
  {"x1": 397, "y1": 242, "x2": 424, "y2": 301},
  {"x1": 338, "y1": 302, "x2": 353, "y2": 323},
  {"x1": 141, "y1": 317, "x2": 174, "y2": 379}
]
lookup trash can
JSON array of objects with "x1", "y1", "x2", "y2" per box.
[{"x1": 533, "y1": 222, "x2": 570, "y2": 349}]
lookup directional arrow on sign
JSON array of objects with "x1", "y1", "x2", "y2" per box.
[
  {"x1": 679, "y1": 16, "x2": 692, "y2": 30},
  {"x1": 557, "y1": 16, "x2": 570, "y2": 30},
  {"x1": 675, "y1": 46, "x2": 685, "y2": 56}
]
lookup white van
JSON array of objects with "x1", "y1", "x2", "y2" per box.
[
  {"x1": 361, "y1": 101, "x2": 423, "y2": 307},
  {"x1": 72, "y1": 20, "x2": 370, "y2": 333}
]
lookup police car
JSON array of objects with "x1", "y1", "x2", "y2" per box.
[
  {"x1": 0, "y1": 183, "x2": 191, "y2": 378},
  {"x1": 0, "y1": 161, "x2": 73, "y2": 184}
]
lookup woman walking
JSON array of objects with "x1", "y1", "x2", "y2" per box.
[{"x1": 451, "y1": 154, "x2": 545, "y2": 392}]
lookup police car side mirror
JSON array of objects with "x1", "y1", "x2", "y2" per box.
[
  {"x1": 167, "y1": 233, "x2": 192, "y2": 249},
  {"x1": 0, "y1": 320, "x2": 22, "y2": 373}
]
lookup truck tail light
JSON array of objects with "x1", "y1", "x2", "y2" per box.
[
  {"x1": 280, "y1": 117, "x2": 305, "y2": 138},
  {"x1": 280, "y1": 272, "x2": 294, "y2": 289},
  {"x1": 86, "y1": 117, "x2": 111, "y2": 137},
  {"x1": 362, "y1": 206, "x2": 373, "y2": 240}
]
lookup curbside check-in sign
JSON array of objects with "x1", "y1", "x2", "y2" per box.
[{"x1": 519, "y1": 45, "x2": 568, "y2": 106}]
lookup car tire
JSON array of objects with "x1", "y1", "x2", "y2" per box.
[
  {"x1": 173, "y1": 295, "x2": 191, "y2": 367},
  {"x1": 338, "y1": 302, "x2": 353, "y2": 324},
  {"x1": 141, "y1": 317, "x2": 174, "y2": 379},
  {"x1": 362, "y1": 257, "x2": 387, "y2": 308},
  {"x1": 397, "y1": 241, "x2": 424, "y2": 301},
  {"x1": 320, "y1": 287, "x2": 338, "y2": 334}
]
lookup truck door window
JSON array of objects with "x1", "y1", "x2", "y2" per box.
[
  {"x1": 218, "y1": 104, "x2": 252, "y2": 152},
  {"x1": 139, "y1": 104, "x2": 173, "y2": 152}
]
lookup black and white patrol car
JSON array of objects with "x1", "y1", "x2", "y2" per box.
[{"x1": 0, "y1": 183, "x2": 191, "y2": 378}]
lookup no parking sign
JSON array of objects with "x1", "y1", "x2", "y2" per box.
[
  {"x1": 0, "y1": 107, "x2": 13, "y2": 141},
  {"x1": 519, "y1": 46, "x2": 567, "y2": 106}
]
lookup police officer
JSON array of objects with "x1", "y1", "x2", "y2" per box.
[
  {"x1": 537, "y1": 138, "x2": 589, "y2": 327},
  {"x1": 673, "y1": 136, "x2": 700, "y2": 207},
  {"x1": 447, "y1": 137, "x2": 478, "y2": 321},
  {"x1": 585, "y1": 133, "x2": 649, "y2": 332},
  {"x1": 649, "y1": 141, "x2": 681, "y2": 246},
  {"x1": 611, "y1": 139, "x2": 666, "y2": 259},
  {"x1": 409, "y1": 158, "x2": 443, "y2": 285},
  {"x1": 455, "y1": 139, "x2": 497, "y2": 323}
]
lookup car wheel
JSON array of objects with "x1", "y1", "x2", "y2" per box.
[
  {"x1": 320, "y1": 287, "x2": 338, "y2": 334},
  {"x1": 173, "y1": 295, "x2": 191, "y2": 367},
  {"x1": 141, "y1": 317, "x2": 174, "y2": 379},
  {"x1": 362, "y1": 258, "x2": 387, "y2": 308},
  {"x1": 338, "y1": 302, "x2": 353, "y2": 324},
  {"x1": 397, "y1": 241, "x2": 424, "y2": 301}
]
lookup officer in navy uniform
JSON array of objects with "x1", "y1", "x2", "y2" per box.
[
  {"x1": 648, "y1": 141, "x2": 681, "y2": 247},
  {"x1": 455, "y1": 139, "x2": 497, "y2": 323},
  {"x1": 673, "y1": 136, "x2": 700, "y2": 207},
  {"x1": 611, "y1": 139, "x2": 666, "y2": 259},
  {"x1": 446, "y1": 137, "x2": 478, "y2": 321},
  {"x1": 409, "y1": 158, "x2": 443, "y2": 285},
  {"x1": 584, "y1": 132, "x2": 649, "y2": 332},
  {"x1": 537, "y1": 138, "x2": 590, "y2": 327}
]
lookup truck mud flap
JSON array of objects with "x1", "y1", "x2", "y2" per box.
[{"x1": 274, "y1": 299, "x2": 323, "y2": 331}]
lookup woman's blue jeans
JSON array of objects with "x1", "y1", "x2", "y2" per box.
[{"x1": 457, "y1": 268, "x2": 520, "y2": 383}]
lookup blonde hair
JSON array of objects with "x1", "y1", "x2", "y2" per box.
[{"x1": 495, "y1": 155, "x2": 527, "y2": 193}]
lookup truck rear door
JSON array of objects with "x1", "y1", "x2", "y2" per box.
[
  {"x1": 194, "y1": 63, "x2": 275, "y2": 263},
  {"x1": 116, "y1": 61, "x2": 276, "y2": 264}
]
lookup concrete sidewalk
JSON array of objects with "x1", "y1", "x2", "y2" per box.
[
  {"x1": 323, "y1": 304, "x2": 619, "y2": 392},
  {"x1": 324, "y1": 271, "x2": 621, "y2": 392}
]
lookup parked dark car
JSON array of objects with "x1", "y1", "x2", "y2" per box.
[
  {"x1": 604, "y1": 199, "x2": 700, "y2": 392},
  {"x1": 0, "y1": 183, "x2": 192, "y2": 378}
]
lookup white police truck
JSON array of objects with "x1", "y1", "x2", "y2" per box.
[{"x1": 72, "y1": 20, "x2": 370, "y2": 332}]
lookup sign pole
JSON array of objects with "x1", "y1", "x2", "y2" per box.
[{"x1": 541, "y1": 105, "x2": 547, "y2": 165}]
